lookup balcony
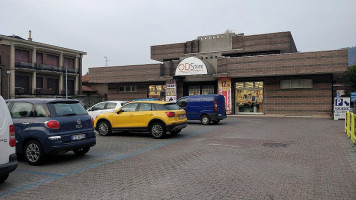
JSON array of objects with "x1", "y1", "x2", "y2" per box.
[
  {"x1": 15, "y1": 61, "x2": 33, "y2": 69},
  {"x1": 35, "y1": 64, "x2": 61, "y2": 72},
  {"x1": 62, "y1": 67, "x2": 78, "y2": 74}
]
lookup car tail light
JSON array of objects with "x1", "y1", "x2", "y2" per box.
[
  {"x1": 165, "y1": 112, "x2": 175, "y2": 117},
  {"x1": 45, "y1": 120, "x2": 60, "y2": 129},
  {"x1": 214, "y1": 99, "x2": 218, "y2": 112},
  {"x1": 9, "y1": 125, "x2": 16, "y2": 147},
  {"x1": 91, "y1": 117, "x2": 94, "y2": 127}
]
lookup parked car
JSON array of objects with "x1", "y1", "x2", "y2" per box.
[
  {"x1": 6, "y1": 98, "x2": 96, "y2": 165},
  {"x1": 131, "y1": 98, "x2": 160, "y2": 102},
  {"x1": 0, "y1": 96, "x2": 17, "y2": 183},
  {"x1": 87, "y1": 101, "x2": 128, "y2": 119},
  {"x1": 94, "y1": 101, "x2": 187, "y2": 139},
  {"x1": 176, "y1": 94, "x2": 227, "y2": 125}
]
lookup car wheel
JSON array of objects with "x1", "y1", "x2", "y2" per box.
[
  {"x1": 212, "y1": 120, "x2": 220, "y2": 124},
  {"x1": 25, "y1": 140, "x2": 45, "y2": 166},
  {"x1": 73, "y1": 147, "x2": 90, "y2": 156},
  {"x1": 0, "y1": 174, "x2": 9, "y2": 183},
  {"x1": 170, "y1": 129, "x2": 182, "y2": 135},
  {"x1": 150, "y1": 122, "x2": 166, "y2": 139},
  {"x1": 97, "y1": 121, "x2": 111, "y2": 136},
  {"x1": 200, "y1": 115, "x2": 211, "y2": 125}
]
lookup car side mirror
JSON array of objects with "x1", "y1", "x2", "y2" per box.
[{"x1": 117, "y1": 109, "x2": 124, "y2": 114}]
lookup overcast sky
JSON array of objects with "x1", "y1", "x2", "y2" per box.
[{"x1": 1, "y1": 0, "x2": 356, "y2": 75}]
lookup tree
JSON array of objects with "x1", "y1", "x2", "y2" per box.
[{"x1": 339, "y1": 64, "x2": 356, "y2": 90}]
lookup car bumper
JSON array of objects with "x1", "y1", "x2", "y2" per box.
[
  {"x1": 166, "y1": 122, "x2": 188, "y2": 132},
  {"x1": 46, "y1": 137, "x2": 96, "y2": 154},
  {"x1": 208, "y1": 113, "x2": 227, "y2": 121},
  {"x1": 0, "y1": 154, "x2": 18, "y2": 176}
]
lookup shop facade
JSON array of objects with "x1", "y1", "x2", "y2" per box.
[{"x1": 88, "y1": 31, "x2": 353, "y2": 117}]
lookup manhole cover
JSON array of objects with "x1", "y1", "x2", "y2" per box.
[{"x1": 261, "y1": 143, "x2": 288, "y2": 147}]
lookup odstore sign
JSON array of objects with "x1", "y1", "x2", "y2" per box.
[{"x1": 175, "y1": 57, "x2": 209, "y2": 76}]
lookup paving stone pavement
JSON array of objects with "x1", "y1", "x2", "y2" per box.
[{"x1": 1, "y1": 117, "x2": 356, "y2": 200}]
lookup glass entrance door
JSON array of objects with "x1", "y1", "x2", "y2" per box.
[{"x1": 235, "y1": 81, "x2": 264, "y2": 114}]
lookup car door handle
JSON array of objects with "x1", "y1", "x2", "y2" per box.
[
  {"x1": 23, "y1": 122, "x2": 30, "y2": 125},
  {"x1": 130, "y1": 114, "x2": 133, "y2": 117},
  {"x1": 150, "y1": 114, "x2": 154, "y2": 116}
]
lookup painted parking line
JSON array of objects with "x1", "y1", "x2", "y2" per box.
[
  {"x1": 0, "y1": 126, "x2": 219, "y2": 198},
  {"x1": 15, "y1": 169, "x2": 64, "y2": 177}
]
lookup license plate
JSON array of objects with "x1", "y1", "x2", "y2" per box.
[
  {"x1": 178, "y1": 114, "x2": 185, "y2": 119},
  {"x1": 72, "y1": 134, "x2": 85, "y2": 141}
]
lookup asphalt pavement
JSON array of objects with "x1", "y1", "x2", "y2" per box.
[{"x1": 1, "y1": 117, "x2": 356, "y2": 200}]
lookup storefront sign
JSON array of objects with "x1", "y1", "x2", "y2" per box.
[
  {"x1": 218, "y1": 77, "x2": 232, "y2": 114},
  {"x1": 175, "y1": 57, "x2": 210, "y2": 76},
  {"x1": 166, "y1": 80, "x2": 177, "y2": 102},
  {"x1": 334, "y1": 97, "x2": 350, "y2": 120}
]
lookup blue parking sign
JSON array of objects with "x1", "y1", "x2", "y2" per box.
[{"x1": 335, "y1": 98, "x2": 343, "y2": 106}]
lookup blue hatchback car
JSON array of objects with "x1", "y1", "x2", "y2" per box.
[
  {"x1": 176, "y1": 95, "x2": 227, "y2": 125},
  {"x1": 6, "y1": 99, "x2": 96, "y2": 165}
]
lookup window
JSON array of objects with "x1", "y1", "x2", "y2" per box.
[
  {"x1": 11, "y1": 102, "x2": 33, "y2": 118},
  {"x1": 154, "y1": 103, "x2": 180, "y2": 110},
  {"x1": 36, "y1": 53, "x2": 43, "y2": 64},
  {"x1": 121, "y1": 103, "x2": 138, "y2": 112},
  {"x1": 176, "y1": 98, "x2": 188, "y2": 108},
  {"x1": 47, "y1": 54, "x2": 59, "y2": 66},
  {"x1": 64, "y1": 57, "x2": 74, "y2": 69},
  {"x1": 188, "y1": 85, "x2": 200, "y2": 96},
  {"x1": 202, "y1": 85, "x2": 214, "y2": 95},
  {"x1": 15, "y1": 49, "x2": 29, "y2": 62},
  {"x1": 90, "y1": 102, "x2": 105, "y2": 111},
  {"x1": 138, "y1": 103, "x2": 152, "y2": 111},
  {"x1": 34, "y1": 104, "x2": 50, "y2": 117},
  {"x1": 49, "y1": 102, "x2": 87, "y2": 116},
  {"x1": 106, "y1": 103, "x2": 117, "y2": 109},
  {"x1": 148, "y1": 85, "x2": 166, "y2": 100},
  {"x1": 118, "y1": 86, "x2": 137, "y2": 93},
  {"x1": 280, "y1": 79, "x2": 313, "y2": 89}
]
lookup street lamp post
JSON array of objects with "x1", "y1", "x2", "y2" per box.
[
  {"x1": 65, "y1": 60, "x2": 68, "y2": 99},
  {"x1": 6, "y1": 70, "x2": 10, "y2": 99}
]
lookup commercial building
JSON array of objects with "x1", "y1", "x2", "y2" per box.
[
  {"x1": 88, "y1": 30, "x2": 354, "y2": 117},
  {"x1": 0, "y1": 33, "x2": 86, "y2": 99}
]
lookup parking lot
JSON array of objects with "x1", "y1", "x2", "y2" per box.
[{"x1": 1, "y1": 117, "x2": 356, "y2": 200}]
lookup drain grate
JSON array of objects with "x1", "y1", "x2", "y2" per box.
[{"x1": 261, "y1": 143, "x2": 288, "y2": 147}]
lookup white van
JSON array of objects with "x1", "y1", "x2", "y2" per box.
[{"x1": 0, "y1": 95, "x2": 17, "y2": 183}]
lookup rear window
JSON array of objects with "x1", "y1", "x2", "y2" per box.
[
  {"x1": 154, "y1": 103, "x2": 180, "y2": 111},
  {"x1": 49, "y1": 102, "x2": 87, "y2": 116}
]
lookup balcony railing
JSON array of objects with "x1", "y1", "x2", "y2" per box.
[
  {"x1": 15, "y1": 61, "x2": 33, "y2": 69},
  {"x1": 63, "y1": 67, "x2": 78, "y2": 73},
  {"x1": 35, "y1": 64, "x2": 61, "y2": 72}
]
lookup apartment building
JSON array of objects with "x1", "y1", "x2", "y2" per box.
[{"x1": 0, "y1": 33, "x2": 86, "y2": 99}]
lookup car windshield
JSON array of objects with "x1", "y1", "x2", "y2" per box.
[{"x1": 49, "y1": 102, "x2": 87, "y2": 116}]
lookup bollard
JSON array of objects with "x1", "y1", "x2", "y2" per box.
[
  {"x1": 351, "y1": 113, "x2": 356, "y2": 144},
  {"x1": 346, "y1": 111, "x2": 351, "y2": 137},
  {"x1": 345, "y1": 111, "x2": 348, "y2": 133}
]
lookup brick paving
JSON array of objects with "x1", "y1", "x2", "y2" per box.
[{"x1": 1, "y1": 117, "x2": 356, "y2": 200}]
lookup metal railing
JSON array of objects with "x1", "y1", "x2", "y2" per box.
[
  {"x1": 345, "y1": 111, "x2": 356, "y2": 144},
  {"x1": 15, "y1": 61, "x2": 33, "y2": 69},
  {"x1": 35, "y1": 64, "x2": 60, "y2": 72}
]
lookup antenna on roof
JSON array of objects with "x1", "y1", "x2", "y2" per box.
[{"x1": 104, "y1": 56, "x2": 110, "y2": 66}]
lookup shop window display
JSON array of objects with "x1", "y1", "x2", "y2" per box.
[
  {"x1": 148, "y1": 85, "x2": 166, "y2": 101},
  {"x1": 235, "y1": 82, "x2": 263, "y2": 113}
]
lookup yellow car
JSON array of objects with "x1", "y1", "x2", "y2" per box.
[{"x1": 94, "y1": 101, "x2": 187, "y2": 139}]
